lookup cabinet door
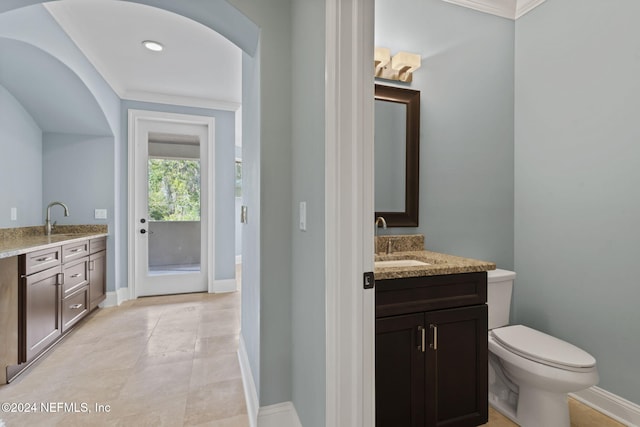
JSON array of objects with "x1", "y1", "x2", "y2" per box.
[
  {"x1": 22, "y1": 265, "x2": 62, "y2": 363},
  {"x1": 376, "y1": 312, "x2": 426, "y2": 427},
  {"x1": 89, "y1": 250, "x2": 106, "y2": 310},
  {"x1": 425, "y1": 305, "x2": 488, "y2": 427}
]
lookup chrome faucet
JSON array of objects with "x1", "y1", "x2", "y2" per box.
[
  {"x1": 375, "y1": 216, "x2": 387, "y2": 236},
  {"x1": 45, "y1": 201, "x2": 70, "y2": 235},
  {"x1": 375, "y1": 216, "x2": 387, "y2": 255}
]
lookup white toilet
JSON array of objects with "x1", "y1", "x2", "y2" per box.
[{"x1": 487, "y1": 269, "x2": 599, "y2": 427}]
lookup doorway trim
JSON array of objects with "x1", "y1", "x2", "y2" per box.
[
  {"x1": 128, "y1": 109, "x2": 216, "y2": 299},
  {"x1": 325, "y1": 0, "x2": 375, "y2": 425}
]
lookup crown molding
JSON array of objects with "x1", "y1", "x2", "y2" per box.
[{"x1": 442, "y1": 0, "x2": 546, "y2": 20}]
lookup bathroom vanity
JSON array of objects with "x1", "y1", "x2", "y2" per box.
[
  {"x1": 0, "y1": 226, "x2": 107, "y2": 383},
  {"x1": 374, "y1": 236, "x2": 495, "y2": 427}
]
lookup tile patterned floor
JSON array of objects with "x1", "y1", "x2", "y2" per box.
[
  {"x1": 483, "y1": 398, "x2": 627, "y2": 427},
  {"x1": 0, "y1": 292, "x2": 248, "y2": 427},
  {"x1": 0, "y1": 286, "x2": 627, "y2": 427}
]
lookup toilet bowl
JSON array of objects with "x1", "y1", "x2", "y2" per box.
[{"x1": 487, "y1": 269, "x2": 599, "y2": 427}]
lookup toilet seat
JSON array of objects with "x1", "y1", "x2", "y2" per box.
[{"x1": 491, "y1": 325, "x2": 596, "y2": 372}]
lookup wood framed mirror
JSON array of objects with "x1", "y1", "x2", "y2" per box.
[{"x1": 374, "y1": 84, "x2": 420, "y2": 227}]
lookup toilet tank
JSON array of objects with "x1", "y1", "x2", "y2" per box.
[{"x1": 487, "y1": 269, "x2": 516, "y2": 330}]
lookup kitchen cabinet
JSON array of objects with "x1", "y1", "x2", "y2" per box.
[
  {"x1": 21, "y1": 264, "x2": 63, "y2": 363},
  {"x1": 89, "y1": 237, "x2": 106, "y2": 310},
  {"x1": 376, "y1": 272, "x2": 488, "y2": 427},
  {"x1": 2, "y1": 235, "x2": 107, "y2": 382}
]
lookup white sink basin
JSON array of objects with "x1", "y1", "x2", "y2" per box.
[{"x1": 375, "y1": 259, "x2": 430, "y2": 268}]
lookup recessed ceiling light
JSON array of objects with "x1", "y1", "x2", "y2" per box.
[{"x1": 142, "y1": 40, "x2": 164, "y2": 52}]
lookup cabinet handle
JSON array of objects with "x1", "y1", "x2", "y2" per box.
[
  {"x1": 37, "y1": 256, "x2": 53, "y2": 262},
  {"x1": 430, "y1": 324, "x2": 438, "y2": 350},
  {"x1": 89, "y1": 260, "x2": 95, "y2": 271},
  {"x1": 71, "y1": 273, "x2": 82, "y2": 278},
  {"x1": 69, "y1": 304, "x2": 83, "y2": 310},
  {"x1": 57, "y1": 273, "x2": 64, "y2": 285},
  {"x1": 418, "y1": 326, "x2": 426, "y2": 353},
  {"x1": 71, "y1": 248, "x2": 82, "y2": 253}
]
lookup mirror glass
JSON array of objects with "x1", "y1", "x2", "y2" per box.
[
  {"x1": 375, "y1": 100, "x2": 406, "y2": 212},
  {"x1": 374, "y1": 84, "x2": 420, "y2": 227}
]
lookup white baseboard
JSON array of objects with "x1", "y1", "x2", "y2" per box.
[
  {"x1": 571, "y1": 386, "x2": 640, "y2": 427},
  {"x1": 239, "y1": 334, "x2": 259, "y2": 427},
  {"x1": 258, "y1": 402, "x2": 302, "y2": 427},
  {"x1": 238, "y1": 335, "x2": 302, "y2": 427},
  {"x1": 212, "y1": 278, "x2": 237, "y2": 293},
  {"x1": 103, "y1": 288, "x2": 130, "y2": 307},
  {"x1": 103, "y1": 291, "x2": 118, "y2": 307}
]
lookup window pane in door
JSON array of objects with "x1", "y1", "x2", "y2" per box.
[{"x1": 146, "y1": 135, "x2": 202, "y2": 276}]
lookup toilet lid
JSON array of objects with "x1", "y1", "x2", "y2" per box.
[{"x1": 491, "y1": 325, "x2": 596, "y2": 370}]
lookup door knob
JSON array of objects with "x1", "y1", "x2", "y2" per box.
[{"x1": 140, "y1": 229, "x2": 147, "y2": 234}]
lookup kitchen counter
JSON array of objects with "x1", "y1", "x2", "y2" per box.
[{"x1": 0, "y1": 225, "x2": 108, "y2": 259}]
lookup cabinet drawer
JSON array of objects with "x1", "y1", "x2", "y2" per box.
[
  {"x1": 62, "y1": 241, "x2": 89, "y2": 263},
  {"x1": 23, "y1": 246, "x2": 62, "y2": 276},
  {"x1": 376, "y1": 272, "x2": 487, "y2": 318},
  {"x1": 62, "y1": 286, "x2": 89, "y2": 332},
  {"x1": 89, "y1": 237, "x2": 106, "y2": 254},
  {"x1": 62, "y1": 257, "x2": 89, "y2": 297}
]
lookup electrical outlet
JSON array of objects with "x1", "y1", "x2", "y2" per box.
[{"x1": 95, "y1": 209, "x2": 108, "y2": 219}]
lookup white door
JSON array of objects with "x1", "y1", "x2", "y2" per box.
[{"x1": 129, "y1": 110, "x2": 215, "y2": 297}]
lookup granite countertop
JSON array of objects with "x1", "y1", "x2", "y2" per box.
[
  {"x1": 0, "y1": 225, "x2": 108, "y2": 260},
  {"x1": 373, "y1": 234, "x2": 495, "y2": 280},
  {"x1": 374, "y1": 250, "x2": 496, "y2": 280}
]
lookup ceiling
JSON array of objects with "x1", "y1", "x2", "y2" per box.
[
  {"x1": 44, "y1": 0, "x2": 242, "y2": 111},
  {"x1": 0, "y1": 37, "x2": 112, "y2": 135}
]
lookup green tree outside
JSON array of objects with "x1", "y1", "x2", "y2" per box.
[{"x1": 148, "y1": 158, "x2": 201, "y2": 221}]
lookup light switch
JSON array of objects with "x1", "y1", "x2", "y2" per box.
[
  {"x1": 95, "y1": 209, "x2": 108, "y2": 219},
  {"x1": 299, "y1": 201, "x2": 307, "y2": 231},
  {"x1": 10, "y1": 207, "x2": 17, "y2": 221}
]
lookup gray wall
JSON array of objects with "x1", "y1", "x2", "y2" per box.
[
  {"x1": 229, "y1": 0, "x2": 295, "y2": 407},
  {"x1": 0, "y1": 84, "x2": 42, "y2": 227},
  {"x1": 514, "y1": 0, "x2": 640, "y2": 405},
  {"x1": 375, "y1": 0, "x2": 515, "y2": 269},
  {"x1": 291, "y1": 0, "x2": 326, "y2": 425},
  {"x1": 42, "y1": 133, "x2": 114, "y2": 230}
]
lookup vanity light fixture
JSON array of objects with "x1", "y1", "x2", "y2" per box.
[
  {"x1": 142, "y1": 40, "x2": 164, "y2": 52},
  {"x1": 375, "y1": 47, "x2": 421, "y2": 83}
]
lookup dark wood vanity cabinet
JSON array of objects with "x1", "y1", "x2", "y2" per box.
[{"x1": 376, "y1": 272, "x2": 489, "y2": 427}]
